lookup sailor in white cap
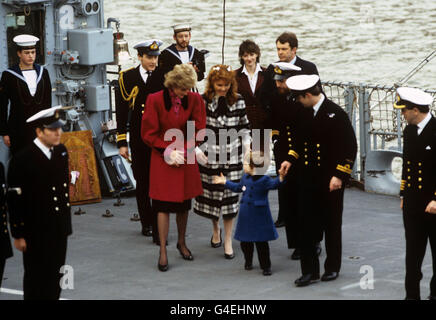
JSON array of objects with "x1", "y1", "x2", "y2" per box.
[
  {"x1": 7, "y1": 106, "x2": 72, "y2": 300},
  {"x1": 159, "y1": 23, "x2": 206, "y2": 82},
  {"x1": 281, "y1": 74, "x2": 357, "y2": 287},
  {"x1": 0, "y1": 34, "x2": 52, "y2": 155},
  {"x1": 115, "y1": 39, "x2": 165, "y2": 241},
  {"x1": 394, "y1": 87, "x2": 436, "y2": 300}
]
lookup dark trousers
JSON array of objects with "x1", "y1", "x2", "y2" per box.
[
  {"x1": 274, "y1": 150, "x2": 287, "y2": 225},
  {"x1": 403, "y1": 196, "x2": 436, "y2": 299},
  {"x1": 0, "y1": 258, "x2": 5, "y2": 288},
  {"x1": 240, "y1": 242, "x2": 271, "y2": 270},
  {"x1": 298, "y1": 183, "x2": 344, "y2": 276},
  {"x1": 23, "y1": 237, "x2": 68, "y2": 300},
  {"x1": 276, "y1": 182, "x2": 288, "y2": 224},
  {"x1": 283, "y1": 179, "x2": 299, "y2": 249},
  {"x1": 297, "y1": 183, "x2": 324, "y2": 276},
  {"x1": 131, "y1": 144, "x2": 158, "y2": 241},
  {"x1": 324, "y1": 187, "x2": 345, "y2": 273}
]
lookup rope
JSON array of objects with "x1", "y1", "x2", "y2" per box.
[
  {"x1": 118, "y1": 71, "x2": 138, "y2": 109},
  {"x1": 221, "y1": 0, "x2": 226, "y2": 64},
  {"x1": 396, "y1": 50, "x2": 436, "y2": 86},
  {"x1": 368, "y1": 49, "x2": 436, "y2": 112}
]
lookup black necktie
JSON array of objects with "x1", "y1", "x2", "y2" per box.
[
  {"x1": 49, "y1": 148, "x2": 54, "y2": 160},
  {"x1": 410, "y1": 124, "x2": 418, "y2": 137},
  {"x1": 146, "y1": 71, "x2": 152, "y2": 81},
  {"x1": 308, "y1": 107, "x2": 315, "y2": 118}
]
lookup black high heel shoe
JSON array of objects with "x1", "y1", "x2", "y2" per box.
[
  {"x1": 158, "y1": 254, "x2": 168, "y2": 272},
  {"x1": 177, "y1": 243, "x2": 194, "y2": 261},
  {"x1": 210, "y1": 229, "x2": 222, "y2": 248},
  {"x1": 223, "y1": 243, "x2": 235, "y2": 259}
]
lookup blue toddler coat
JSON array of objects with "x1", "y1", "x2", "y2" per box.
[{"x1": 225, "y1": 174, "x2": 282, "y2": 242}]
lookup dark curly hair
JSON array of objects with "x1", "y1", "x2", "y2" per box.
[
  {"x1": 276, "y1": 32, "x2": 298, "y2": 49},
  {"x1": 238, "y1": 40, "x2": 261, "y2": 66}
]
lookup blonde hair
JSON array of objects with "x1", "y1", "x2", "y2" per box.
[
  {"x1": 164, "y1": 63, "x2": 197, "y2": 90},
  {"x1": 204, "y1": 64, "x2": 238, "y2": 105},
  {"x1": 243, "y1": 150, "x2": 270, "y2": 175}
]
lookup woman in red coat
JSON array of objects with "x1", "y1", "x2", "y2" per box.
[{"x1": 141, "y1": 64, "x2": 206, "y2": 271}]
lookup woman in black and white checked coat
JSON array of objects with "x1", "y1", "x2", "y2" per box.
[{"x1": 194, "y1": 65, "x2": 251, "y2": 259}]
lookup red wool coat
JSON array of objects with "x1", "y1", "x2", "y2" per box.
[{"x1": 141, "y1": 89, "x2": 206, "y2": 202}]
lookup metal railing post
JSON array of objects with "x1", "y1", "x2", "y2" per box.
[
  {"x1": 396, "y1": 108, "x2": 403, "y2": 151},
  {"x1": 358, "y1": 84, "x2": 370, "y2": 182},
  {"x1": 344, "y1": 85, "x2": 358, "y2": 180}
]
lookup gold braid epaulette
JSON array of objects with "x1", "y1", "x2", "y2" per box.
[{"x1": 119, "y1": 68, "x2": 139, "y2": 109}]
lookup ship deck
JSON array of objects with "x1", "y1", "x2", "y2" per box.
[{"x1": 1, "y1": 187, "x2": 433, "y2": 300}]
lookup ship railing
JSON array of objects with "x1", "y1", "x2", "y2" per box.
[{"x1": 322, "y1": 81, "x2": 436, "y2": 194}]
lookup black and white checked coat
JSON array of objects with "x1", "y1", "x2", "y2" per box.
[{"x1": 194, "y1": 94, "x2": 250, "y2": 220}]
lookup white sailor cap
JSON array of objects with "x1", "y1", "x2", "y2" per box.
[
  {"x1": 393, "y1": 87, "x2": 433, "y2": 109},
  {"x1": 13, "y1": 34, "x2": 39, "y2": 47},
  {"x1": 172, "y1": 24, "x2": 191, "y2": 34},
  {"x1": 286, "y1": 74, "x2": 320, "y2": 91},
  {"x1": 271, "y1": 62, "x2": 301, "y2": 80},
  {"x1": 26, "y1": 106, "x2": 69, "y2": 129},
  {"x1": 133, "y1": 39, "x2": 163, "y2": 56}
]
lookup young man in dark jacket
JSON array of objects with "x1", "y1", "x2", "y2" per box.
[
  {"x1": 281, "y1": 74, "x2": 357, "y2": 287},
  {"x1": 7, "y1": 106, "x2": 72, "y2": 300}
]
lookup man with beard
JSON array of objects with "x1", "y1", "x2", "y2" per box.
[
  {"x1": 116, "y1": 40, "x2": 164, "y2": 242},
  {"x1": 266, "y1": 62, "x2": 321, "y2": 261},
  {"x1": 260, "y1": 32, "x2": 320, "y2": 229},
  {"x1": 158, "y1": 24, "x2": 205, "y2": 82},
  {"x1": 0, "y1": 35, "x2": 52, "y2": 156}
]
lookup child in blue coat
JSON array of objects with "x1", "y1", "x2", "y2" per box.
[{"x1": 213, "y1": 150, "x2": 285, "y2": 275}]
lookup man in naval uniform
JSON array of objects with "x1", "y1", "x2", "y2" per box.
[
  {"x1": 259, "y1": 32, "x2": 320, "y2": 228},
  {"x1": 265, "y1": 62, "x2": 317, "y2": 261},
  {"x1": 158, "y1": 24, "x2": 205, "y2": 82},
  {"x1": 281, "y1": 74, "x2": 357, "y2": 287},
  {"x1": 7, "y1": 106, "x2": 72, "y2": 300},
  {"x1": 0, "y1": 34, "x2": 52, "y2": 156},
  {"x1": 394, "y1": 87, "x2": 436, "y2": 300},
  {"x1": 115, "y1": 40, "x2": 164, "y2": 243},
  {"x1": 0, "y1": 162, "x2": 13, "y2": 289}
]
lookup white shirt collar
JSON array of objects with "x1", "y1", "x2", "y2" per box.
[
  {"x1": 241, "y1": 63, "x2": 262, "y2": 77},
  {"x1": 242, "y1": 64, "x2": 262, "y2": 94},
  {"x1": 313, "y1": 94, "x2": 325, "y2": 116},
  {"x1": 290, "y1": 56, "x2": 297, "y2": 65},
  {"x1": 33, "y1": 138, "x2": 52, "y2": 159},
  {"x1": 139, "y1": 65, "x2": 152, "y2": 84},
  {"x1": 139, "y1": 65, "x2": 150, "y2": 75},
  {"x1": 417, "y1": 112, "x2": 432, "y2": 135}
]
